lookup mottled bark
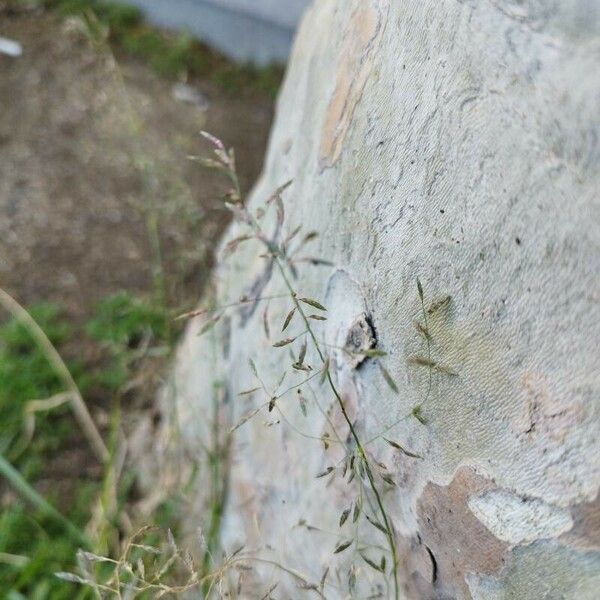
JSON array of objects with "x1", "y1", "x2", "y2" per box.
[{"x1": 135, "y1": 1, "x2": 600, "y2": 598}]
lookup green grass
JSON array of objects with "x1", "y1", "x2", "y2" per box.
[
  {"x1": 44, "y1": 0, "x2": 283, "y2": 96},
  {"x1": 0, "y1": 305, "x2": 92, "y2": 598},
  {"x1": 0, "y1": 493, "x2": 94, "y2": 600},
  {"x1": 0, "y1": 293, "x2": 170, "y2": 597},
  {"x1": 87, "y1": 292, "x2": 168, "y2": 348},
  {"x1": 0, "y1": 304, "x2": 74, "y2": 464},
  {"x1": 86, "y1": 291, "x2": 169, "y2": 392}
]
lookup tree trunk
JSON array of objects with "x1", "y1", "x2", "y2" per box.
[{"x1": 135, "y1": 1, "x2": 600, "y2": 598}]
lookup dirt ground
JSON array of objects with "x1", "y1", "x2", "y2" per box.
[
  {"x1": 0, "y1": 7, "x2": 274, "y2": 324},
  {"x1": 0, "y1": 7, "x2": 275, "y2": 504}
]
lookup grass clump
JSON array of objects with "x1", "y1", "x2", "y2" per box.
[
  {"x1": 0, "y1": 292, "x2": 172, "y2": 598},
  {"x1": 0, "y1": 304, "x2": 74, "y2": 463},
  {"x1": 0, "y1": 305, "x2": 94, "y2": 598},
  {"x1": 86, "y1": 292, "x2": 169, "y2": 393},
  {"x1": 87, "y1": 291, "x2": 168, "y2": 348},
  {"x1": 0, "y1": 490, "x2": 96, "y2": 600}
]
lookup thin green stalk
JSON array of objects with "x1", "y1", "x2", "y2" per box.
[
  {"x1": 202, "y1": 386, "x2": 228, "y2": 587},
  {"x1": 146, "y1": 200, "x2": 168, "y2": 327},
  {"x1": 84, "y1": 14, "x2": 172, "y2": 343},
  {"x1": 276, "y1": 262, "x2": 399, "y2": 600},
  {"x1": 202, "y1": 316, "x2": 232, "y2": 594},
  {"x1": 0, "y1": 453, "x2": 89, "y2": 549},
  {"x1": 94, "y1": 396, "x2": 125, "y2": 556},
  {"x1": 217, "y1": 144, "x2": 400, "y2": 598},
  {"x1": 0, "y1": 287, "x2": 108, "y2": 463}
]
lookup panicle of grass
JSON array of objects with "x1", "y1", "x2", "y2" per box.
[{"x1": 191, "y1": 132, "x2": 414, "y2": 600}]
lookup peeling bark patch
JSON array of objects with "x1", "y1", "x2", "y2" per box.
[
  {"x1": 468, "y1": 489, "x2": 574, "y2": 545},
  {"x1": 415, "y1": 467, "x2": 509, "y2": 598},
  {"x1": 318, "y1": 0, "x2": 388, "y2": 169},
  {"x1": 467, "y1": 540, "x2": 600, "y2": 600},
  {"x1": 513, "y1": 370, "x2": 585, "y2": 441},
  {"x1": 561, "y1": 494, "x2": 600, "y2": 550}
]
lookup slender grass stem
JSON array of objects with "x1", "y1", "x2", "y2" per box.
[
  {"x1": 274, "y1": 260, "x2": 400, "y2": 600},
  {"x1": 0, "y1": 287, "x2": 108, "y2": 463},
  {"x1": 0, "y1": 453, "x2": 89, "y2": 548},
  {"x1": 207, "y1": 141, "x2": 401, "y2": 599}
]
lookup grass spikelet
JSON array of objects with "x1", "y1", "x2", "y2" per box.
[
  {"x1": 416, "y1": 277, "x2": 424, "y2": 302},
  {"x1": 361, "y1": 348, "x2": 387, "y2": 358},
  {"x1": 384, "y1": 438, "x2": 422, "y2": 458},
  {"x1": 360, "y1": 553, "x2": 384, "y2": 573},
  {"x1": 223, "y1": 234, "x2": 253, "y2": 258},
  {"x1": 238, "y1": 387, "x2": 262, "y2": 396},
  {"x1": 281, "y1": 308, "x2": 296, "y2": 331},
  {"x1": 365, "y1": 514, "x2": 388, "y2": 535},
  {"x1": 249, "y1": 358, "x2": 259, "y2": 377},
  {"x1": 427, "y1": 295, "x2": 451, "y2": 315},
  {"x1": 315, "y1": 467, "x2": 334, "y2": 479},
  {"x1": 339, "y1": 507, "x2": 351, "y2": 527},
  {"x1": 408, "y1": 355, "x2": 457, "y2": 375},
  {"x1": 197, "y1": 313, "x2": 221, "y2": 336},
  {"x1": 333, "y1": 540, "x2": 352, "y2": 554},
  {"x1": 411, "y1": 405, "x2": 428, "y2": 425},
  {"x1": 353, "y1": 499, "x2": 361, "y2": 523},
  {"x1": 414, "y1": 320, "x2": 431, "y2": 340},
  {"x1": 298, "y1": 297, "x2": 327, "y2": 311},
  {"x1": 298, "y1": 339, "x2": 307, "y2": 364},
  {"x1": 262, "y1": 304, "x2": 271, "y2": 339},
  {"x1": 379, "y1": 363, "x2": 399, "y2": 393},
  {"x1": 297, "y1": 391, "x2": 308, "y2": 416},
  {"x1": 174, "y1": 307, "x2": 208, "y2": 321}
]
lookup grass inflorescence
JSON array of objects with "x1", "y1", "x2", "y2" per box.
[
  {"x1": 182, "y1": 132, "x2": 410, "y2": 599},
  {"x1": 177, "y1": 133, "x2": 459, "y2": 598},
  {"x1": 0, "y1": 117, "x2": 455, "y2": 596}
]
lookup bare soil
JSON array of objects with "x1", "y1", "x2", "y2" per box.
[
  {"x1": 0, "y1": 7, "x2": 275, "y2": 495},
  {"x1": 0, "y1": 7, "x2": 274, "y2": 323}
]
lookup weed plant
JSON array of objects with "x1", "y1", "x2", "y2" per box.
[
  {"x1": 0, "y1": 130, "x2": 455, "y2": 597},
  {"x1": 60, "y1": 134, "x2": 454, "y2": 597}
]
